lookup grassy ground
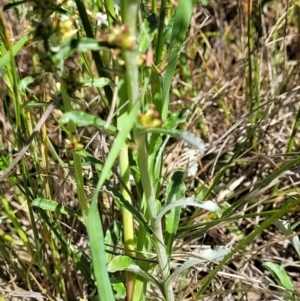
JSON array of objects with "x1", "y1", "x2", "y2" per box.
[{"x1": 1, "y1": 0, "x2": 300, "y2": 300}]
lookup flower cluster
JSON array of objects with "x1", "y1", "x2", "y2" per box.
[{"x1": 138, "y1": 104, "x2": 163, "y2": 128}]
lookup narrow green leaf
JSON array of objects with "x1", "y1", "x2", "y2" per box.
[
  {"x1": 0, "y1": 35, "x2": 29, "y2": 70},
  {"x1": 223, "y1": 156, "x2": 300, "y2": 217},
  {"x1": 22, "y1": 100, "x2": 53, "y2": 108},
  {"x1": 146, "y1": 128, "x2": 206, "y2": 154},
  {"x1": 51, "y1": 37, "x2": 112, "y2": 60},
  {"x1": 167, "y1": 246, "x2": 230, "y2": 285},
  {"x1": 112, "y1": 282, "x2": 126, "y2": 300},
  {"x1": 198, "y1": 197, "x2": 300, "y2": 297},
  {"x1": 1, "y1": 197, "x2": 33, "y2": 255},
  {"x1": 38, "y1": 210, "x2": 92, "y2": 282},
  {"x1": 92, "y1": 99, "x2": 141, "y2": 196},
  {"x1": 149, "y1": 110, "x2": 190, "y2": 183},
  {"x1": 149, "y1": 132, "x2": 164, "y2": 182},
  {"x1": 165, "y1": 171, "x2": 185, "y2": 258},
  {"x1": 156, "y1": 198, "x2": 221, "y2": 224},
  {"x1": 263, "y1": 262, "x2": 294, "y2": 294},
  {"x1": 161, "y1": 0, "x2": 195, "y2": 118},
  {"x1": 60, "y1": 111, "x2": 117, "y2": 134},
  {"x1": 104, "y1": 222, "x2": 122, "y2": 263},
  {"x1": 82, "y1": 78, "x2": 112, "y2": 87},
  {"x1": 87, "y1": 198, "x2": 115, "y2": 301},
  {"x1": 32, "y1": 198, "x2": 79, "y2": 217},
  {"x1": 19, "y1": 73, "x2": 44, "y2": 94},
  {"x1": 107, "y1": 255, "x2": 163, "y2": 291}
]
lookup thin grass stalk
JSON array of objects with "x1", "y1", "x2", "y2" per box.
[
  {"x1": 12, "y1": 187, "x2": 60, "y2": 288},
  {"x1": 104, "y1": 0, "x2": 116, "y2": 27},
  {"x1": 286, "y1": 106, "x2": 300, "y2": 153},
  {"x1": 272, "y1": 102, "x2": 300, "y2": 195},
  {"x1": 246, "y1": 3, "x2": 253, "y2": 110},
  {"x1": 47, "y1": 227, "x2": 67, "y2": 299},
  {"x1": 74, "y1": 0, "x2": 113, "y2": 102},
  {"x1": 41, "y1": 103, "x2": 52, "y2": 198},
  {"x1": 155, "y1": 0, "x2": 167, "y2": 64},
  {"x1": 60, "y1": 82, "x2": 88, "y2": 218},
  {"x1": 246, "y1": 1, "x2": 260, "y2": 149},
  {"x1": 19, "y1": 126, "x2": 44, "y2": 264},
  {"x1": 1, "y1": 197, "x2": 34, "y2": 256},
  {"x1": 253, "y1": 53, "x2": 261, "y2": 127},
  {"x1": 0, "y1": 237, "x2": 27, "y2": 279}
]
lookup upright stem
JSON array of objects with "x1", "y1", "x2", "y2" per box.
[
  {"x1": 120, "y1": 1, "x2": 174, "y2": 300},
  {"x1": 119, "y1": 2, "x2": 140, "y2": 299},
  {"x1": 119, "y1": 142, "x2": 136, "y2": 300}
]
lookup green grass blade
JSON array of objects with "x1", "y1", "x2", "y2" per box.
[
  {"x1": 60, "y1": 110, "x2": 117, "y2": 134},
  {"x1": 263, "y1": 262, "x2": 294, "y2": 294},
  {"x1": 87, "y1": 198, "x2": 115, "y2": 301},
  {"x1": 165, "y1": 171, "x2": 185, "y2": 258},
  {"x1": 0, "y1": 34, "x2": 29, "y2": 70},
  {"x1": 161, "y1": 0, "x2": 195, "y2": 119},
  {"x1": 223, "y1": 155, "x2": 300, "y2": 217},
  {"x1": 146, "y1": 128, "x2": 206, "y2": 154},
  {"x1": 93, "y1": 100, "x2": 141, "y2": 193},
  {"x1": 156, "y1": 198, "x2": 220, "y2": 224},
  {"x1": 166, "y1": 246, "x2": 230, "y2": 286},
  {"x1": 107, "y1": 255, "x2": 164, "y2": 292},
  {"x1": 0, "y1": 196, "x2": 33, "y2": 256},
  {"x1": 32, "y1": 198, "x2": 80, "y2": 217}
]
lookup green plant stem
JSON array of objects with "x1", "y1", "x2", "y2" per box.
[
  {"x1": 104, "y1": 0, "x2": 116, "y2": 27},
  {"x1": 136, "y1": 133, "x2": 174, "y2": 301},
  {"x1": 120, "y1": 2, "x2": 141, "y2": 300},
  {"x1": 119, "y1": 144, "x2": 136, "y2": 300},
  {"x1": 121, "y1": 1, "x2": 174, "y2": 299}
]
